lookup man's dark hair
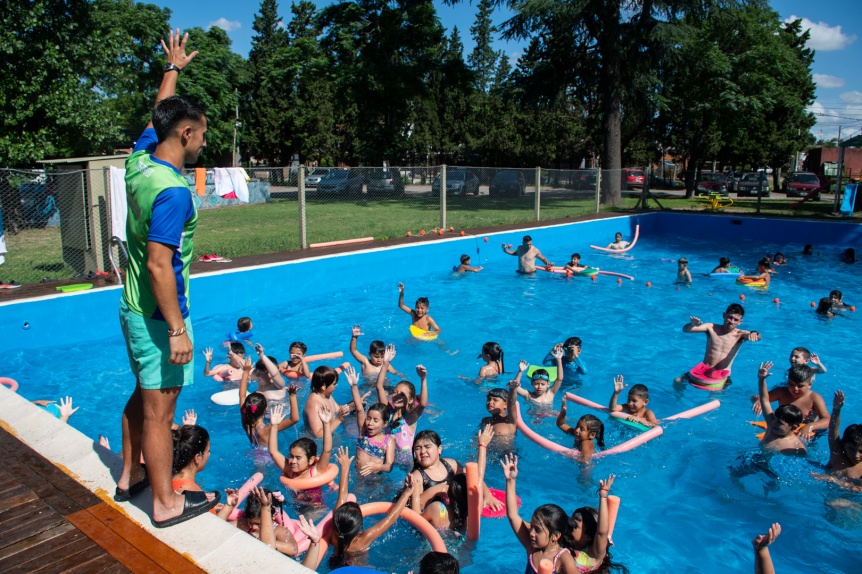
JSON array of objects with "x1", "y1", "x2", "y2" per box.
[
  {"x1": 726, "y1": 303, "x2": 745, "y2": 316},
  {"x1": 152, "y1": 96, "x2": 206, "y2": 141}
]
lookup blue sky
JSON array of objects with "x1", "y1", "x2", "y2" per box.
[{"x1": 150, "y1": 0, "x2": 861, "y2": 140}]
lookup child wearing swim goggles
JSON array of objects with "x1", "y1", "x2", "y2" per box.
[{"x1": 510, "y1": 351, "x2": 564, "y2": 406}]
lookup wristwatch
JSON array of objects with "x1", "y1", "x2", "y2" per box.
[{"x1": 163, "y1": 63, "x2": 182, "y2": 74}]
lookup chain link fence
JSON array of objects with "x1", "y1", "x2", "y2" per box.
[{"x1": 2, "y1": 163, "x2": 857, "y2": 286}]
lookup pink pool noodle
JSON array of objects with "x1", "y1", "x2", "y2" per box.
[{"x1": 227, "y1": 472, "x2": 263, "y2": 520}]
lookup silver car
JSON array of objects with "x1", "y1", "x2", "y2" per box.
[{"x1": 304, "y1": 168, "x2": 331, "y2": 189}]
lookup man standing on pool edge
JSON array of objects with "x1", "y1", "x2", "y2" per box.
[{"x1": 117, "y1": 30, "x2": 218, "y2": 527}]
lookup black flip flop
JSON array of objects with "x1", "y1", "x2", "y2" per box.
[
  {"x1": 114, "y1": 467, "x2": 150, "y2": 502},
  {"x1": 152, "y1": 490, "x2": 220, "y2": 529}
]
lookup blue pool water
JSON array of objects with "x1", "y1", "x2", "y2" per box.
[{"x1": 2, "y1": 213, "x2": 861, "y2": 573}]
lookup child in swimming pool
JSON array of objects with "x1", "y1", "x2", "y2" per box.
[
  {"x1": 303, "y1": 446, "x2": 418, "y2": 569},
  {"x1": 456, "y1": 254, "x2": 483, "y2": 273},
  {"x1": 815, "y1": 391, "x2": 862, "y2": 489},
  {"x1": 841, "y1": 248, "x2": 856, "y2": 264},
  {"x1": 789, "y1": 346, "x2": 827, "y2": 374},
  {"x1": 756, "y1": 361, "x2": 806, "y2": 455},
  {"x1": 239, "y1": 359, "x2": 300, "y2": 448},
  {"x1": 203, "y1": 342, "x2": 245, "y2": 382},
  {"x1": 830, "y1": 290, "x2": 852, "y2": 312},
  {"x1": 435, "y1": 425, "x2": 496, "y2": 531},
  {"x1": 248, "y1": 343, "x2": 287, "y2": 400},
  {"x1": 752, "y1": 523, "x2": 781, "y2": 574},
  {"x1": 750, "y1": 362, "x2": 828, "y2": 440},
  {"x1": 269, "y1": 405, "x2": 335, "y2": 498},
  {"x1": 511, "y1": 354, "x2": 564, "y2": 405},
  {"x1": 502, "y1": 454, "x2": 616, "y2": 574},
  {"x1": 674, "y1": 303, "x2": 762, "y2": 385},
  {"x1": 346, "y1": 366, "x2": 395, "y2": 475},
  {"x1": 740, "y1": 260, "x2": 772, "y2": 286},
  {"x1": 409, "y1": 430, "x2": 501, "y2": 527},
  {"x1": 398, "y1": 283, "x2": 441, "y2": 334},
  {"x1": 568, "y1": 476, "x2": 621, "y2": 573},
  {"x1": 676, "y1": 257, "x2": 692, "y2": 284},
  {"x1": 478, "y1": 342, "x2": 505, "y2": 378},
  {"x1": 816, "y1": 297, "x2": 834, "y2": 316},
  {"x1": 304, "y1": 365, "x2": 352, "y2": 437},
  {"x1": 171, "y1": 425, "x2": 211, "y2": 494},
  {"x1": 221, "y1": 487, "x2": 300, "y2": 556},
  {"x1": 375, "y1": 346, "x2": 428, "y2": 460},
  {"x1": 773, "y1": 252, "x2": 786, "y2": 265},
  {"x1": 481, "y1": 387, "x2": 517, "y2": 439},
  {"x1": 564, "y1": 253, "x2": 594, "y2": 274},
  {"x1": 605, "y1": 232, "x2": 630, "y2": 250},
  {"x1": 543, "y1": 338, "x2": 587, "y2": 378},
  {"x1": 711, "y1": 257, "x2": 735, "y2": 273},
  {"x1": 556, "y1": 398, "x2": 605, "y2": 463},
  {"x1": 277, "y1": 341, "x2": 312, "y2": 379},
  {"x1": 350, "y1": 325, "x2": 404, "y2": 378},
  {"x1": 237, "y1": 316, "x2": 252, "y2": 334},
  {"x1": 608, "y1": 375, "x2": 658, "y2": 427}
]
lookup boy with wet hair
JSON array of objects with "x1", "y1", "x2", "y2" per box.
[
  {"x1": 455, "y1": 254, "x2": 482, "y2": 273},
  {"x1": 480, "y1": 386, "x2": 517, "y2": 439},
  {"x1": 543, "y1": 336, "x2": 587, "y2": 377},
  {"x1": 349, "y1": 325, "x2": 403, "y2": 377},
  {"x1": 237, "y1": 316, "x2": 252, "y2": 333},
  {"x1": 418, "y1": 551, "x2": 460, "y2": 574},
  {"x1": 830, "y1": 290, "x2": 851, "y2": 311},
  {"x1": 397, "y1": 283, "x2": 441, "y2": 334},
  {"x1": 711, "y1": 256, "x2": 735, "y2": 273},
  {"x1": 750, "y1": 363, "x2": 829, "y2": 440},
  {"x1": 674, "y1": 303, "x2": 761, "y2": 385},
  {"x1": 756, "y1": 361, "x2": 806, "y2": 454},
  {"x1": 608, "y1": 376, "x2": 658, "y2": 427},
  {"x1": 739, "y1": 259, "x2": 771, "y2": 287},
  {"x1": 789, "y1": 346, "x2": 826, "y2": 374},
  {"x1": 278, "y1": 341, "x2": 312, "y2": 379}
]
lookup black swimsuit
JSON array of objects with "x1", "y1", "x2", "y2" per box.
[{"x1": 418, "y1": 459, "x2": 455, "y2": 491}]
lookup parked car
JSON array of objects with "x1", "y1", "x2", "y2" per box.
[
  {"x1": 724, "y1": 168, "x2": 743, "y2": 192},
  {"x1": 782, "y1": 172, "x2": 822, "y2": 200},
  {"x1": 648, "y1": 173, "x2": 683, "y2": 190},
  {"x1": 315, "y1": 170, "x2": 365, "y2": 196},
  {"x1": 621, "y1": 168, "x2": 645, "y2": 190},
  {"x1": 366, "y1": 169, "x2": 404, "y2": 197},
  {"x1": 304, "y1": 168, "x2": 330, "y2": 188},
  {"x1": 695, "y1": 172, "x2": 729, "y2": 196},
  {"x1": 489, "y1": 170, "x2": 526, "y2": 197},
  {"x1": 573, "y1": 168, "x2": 597, "y2": 190},
  {"x1": 735, "y1": 172, "x2": 770, "y2": 197},
  {"x1": 431, "y1": 168, "x2": 480, "y2": 196}
]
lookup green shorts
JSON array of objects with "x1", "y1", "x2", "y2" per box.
[{"x1": 119, "y1": 299, "x2": 194, "y2": 390}]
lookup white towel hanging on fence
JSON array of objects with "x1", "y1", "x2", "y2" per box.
[
  {"x1": 227, "y1": 168, "x2": 250, "y2": 203},
  {"x1": 109, "y1": 166, "x2": 128, "y2": 241}
]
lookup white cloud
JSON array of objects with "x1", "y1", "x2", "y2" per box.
[
  {"x1": 813, "y1": 74, "x2": 845, "y2": 89},
  {"x1": 508, "y1": 51, "x2": 521, "y2": 68},
  {"x1": 839, "y1": 91, "x2": 862, "y2": 104},
  {"x1": 787, "y1": 16, "x2": 856, "y2": 51},
  {"x1": 208, "y1": 18, "x2": 242, "y2": 33}
]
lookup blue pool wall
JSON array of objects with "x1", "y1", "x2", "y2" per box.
[{"x1": 2, "y1": 212, "x2": 860, "y2": 352}]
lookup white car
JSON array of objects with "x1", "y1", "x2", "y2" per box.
[{"x1": 304, "y1": 168, "x2": 330, "y2": 188}]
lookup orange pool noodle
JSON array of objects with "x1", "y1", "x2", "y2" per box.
[
  {"x1": 460, "y1": 230, "x2": 465, "y2": 236},
  {"x1": 607, "y1": 495, "x2": 621, "y2": 541},
  {"x1": 420, "y1": 230, "x2": 426, "y2": 235},
  {"x1": 465, "y1": 462, "x2": 481, "y2": 541},
  {"x1": 406, "y1": 231, "x2": 412, "y2": 237},
  {"x1": 537, "y1": 559, "x2": 554, "y2": 574}
]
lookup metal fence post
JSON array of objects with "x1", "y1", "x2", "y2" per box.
[
  {"x1": 535, "y1": 166, "x2": 541, "y2": 221},
  {"x1": 298, "y1": 165, "x2": 307, "y2": 249},
  {"x1": 595, "y1": 169, "x2": 602, "y2": 213},
  {"x1": 440, "y1": 165, "x2": 446, "y2": 231}
]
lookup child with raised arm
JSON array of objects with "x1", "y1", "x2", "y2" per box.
[
  {"x1": 674, "y1": 303, "x2": 762, "y2": 386},
  {"x1": 203, "y1": 342, "x2": 245, "y2": 382},
  {"x1": 814, "y1": 391, "x2": 862, "y2": 489},
  {"x1": 346, "y1": 366, "x2": 395, "y2": 475},
  {"x1": 277, "y1": 341, "x2": 312, "y2": 379},
  {"x1": 750, "y1": 363, "x2": 829, "y2": 440},
  {"x1": 756, "y1": 361, "x2": 806, "y2": 455},
  {"x1": 349, "y1": 325, "x2": 403, "y2": 377},
  {"x1": 269, "y1": 406, "x2": 335, "y2": 501},
  {"x1": 455, "y1": 254, "x2": 483, "y2": 273},
  {"x1": 676, "y1": 257, "x2": 692, "y2": 284},
  {"x1": 220, "y1": 487, "x2": 300, "y2": 557},
  {"x1": 307, "y1": 446, "x2": 419, "y2": 569},
  {"x1": 397, "y1": 283, "x2": 441, "y2": 334},
  {"x1": 303, "y1": 365, "x2": 352, "y2": 437},
  {"x1": 511, "y1": 353, "x2": 564, "y2": 405},
  {"x1": 608, "y1": 375, "x2": 658, "y2": 427},
  {"x1": 789, "y1": 346, "x2": 827, "y2": 374},
  {"x1": 752, "y1": 523, "x2": 781, "y2": 574},
  {"x1": 480, "y1": 386, "x2": 517, "y2": 439},
  {"x1": 376, "y1": 345, "x2": 428, "y2": 460},
  {"x1": 556, "y1": 397, "x2": 605, "y2": 463},
  {"x1": 238, "y1": 359, "x2": 300, "y2": 448},
  {"x1": 248, "y1": 343, "x2": 287, "y2": 400},
  {"x1": 543, "y1": 338, "x2": 587, "y2": 378}
]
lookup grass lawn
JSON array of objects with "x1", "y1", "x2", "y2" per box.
[{"x1": 1, "y1": 192, "x2": 856, "y2": 285}]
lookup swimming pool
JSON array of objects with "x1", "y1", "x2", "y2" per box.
[{"x1": 2, "y1": 212, "x2": 861, "y2": 573}]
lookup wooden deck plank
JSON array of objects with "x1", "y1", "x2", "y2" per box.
[
  {"x1": 86, "y1": 503, "x2": 206, "y2": 574},
  {"x1": 0, "y1": 492, "x2": 38, "y2": 512},
  {"x1": 65, "y1": 508, "x2": 168, "y2": 574},
  {"x1": 0, "y1": 522, "x2": 76, "y2": 562},
  {"x1": 25, "y1": 541, "x2": 116, "y2": 574},
  {"x1": 0, "y1": 529, "x2": 89, "y2": 573},
  {"x1": 0, "y1": 511, "x2": 68, "y2": 548}
]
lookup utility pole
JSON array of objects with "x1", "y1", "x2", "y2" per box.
[
  {"x1": 232, "y1": 90, "x2": 240, "y2": 167},
  {"x1": 834, "y1": 126, "x2": 843, "y2": 212}
]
